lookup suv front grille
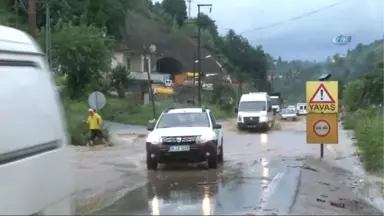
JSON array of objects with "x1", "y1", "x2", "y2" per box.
[
  {"x1": 162, "y1": 136, "x2": 197, "y2": 145},
  {"x1": 243, "y1": 117, "x2": 259, "y2": 124}
]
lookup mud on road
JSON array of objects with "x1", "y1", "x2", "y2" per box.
[{"x1": 71, "y1": 118, "x2": 382, "y2": 215}]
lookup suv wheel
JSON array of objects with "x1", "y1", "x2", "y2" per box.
[
  {"x1": 218, "y1": 139, "x2": 224, "y2": 163},
  {"x1": 208, "y1": 150, "x2": 218, "y2": 169},
  {"x1": 146, "y1": 157, "x2": 158, "y2": 170}
]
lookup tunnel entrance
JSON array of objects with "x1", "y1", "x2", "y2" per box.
[{"x1": 156, "y1": 57, "x2": 183, "y2": 81}]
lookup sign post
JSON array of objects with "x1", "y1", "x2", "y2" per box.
[
  {"x1": 88, "y1": 91, "x2": 106, "y2": 112},
  {"x1": 306, "y1": 80, "x2": 339, "y2": 158}
]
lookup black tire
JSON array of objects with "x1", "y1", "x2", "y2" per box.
[
  {"x1": 237, "y1": 124, "x2": 243, "y2": 131},
  {"x1": 146, "y1": 158, "x2": 158, "y2": 170},
  {"x1": 218, "y1": 139, "x2": 224, "y2": 163},
  {"x1": 208, "y1": 150, "x2": 218, "y2": 169}
]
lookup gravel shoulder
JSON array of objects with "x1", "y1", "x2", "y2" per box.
[{"x1": 291, "y1": 157, "x2": 382, "y2": 215}]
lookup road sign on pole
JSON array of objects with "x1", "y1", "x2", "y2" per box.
[
  {"x1": 88, "y1": 91, "x2": 106, "y2": 111},
  {"x1": 306, "y1": 113, "x2": 338, "y2": 144},
  {"x1": 306, "y1": 81, "x2": 338, "y2": 113}
]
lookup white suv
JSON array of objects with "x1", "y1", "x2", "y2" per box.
[{"x1": 146, "y1": 107, "x2": 224, "y2": 170}]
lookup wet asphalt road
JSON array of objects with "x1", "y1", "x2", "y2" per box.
[{"x1": 96, "y1": 120, "x2": 318, "y2": 215}]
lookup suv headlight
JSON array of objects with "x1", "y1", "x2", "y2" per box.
[
  {"x1": 260, "y1": 116, "x2": 267, "y2": 122},
  {"x1": 196, "y1": 135, "x2": 213, "y2": 144},
  {"x1": 147, "y1": 136, "x2": 162, "y2": 145}
]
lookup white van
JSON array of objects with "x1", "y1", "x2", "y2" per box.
[
  {"x1": 235, "y1": 92, "x2": 275, "y2": 130},
  {"x1": 0, "y1": 25, "x2": 73, "y2": 214},
  {"x1": 296, "y1": 103, "x2": 307, "y2": 115}
]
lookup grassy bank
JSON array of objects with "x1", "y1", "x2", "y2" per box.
[
  {"x1": 66, "y1": 96, "x2": 235, "y2": 124},
  {"x1": 343, "y1": 109, "x2": 383, "y2": 173},
  {"x1": 63, "y1": 96, "x2": 234, "y2": 145}
]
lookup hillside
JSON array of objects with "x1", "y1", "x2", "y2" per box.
[
  {"x1": 0, "y1": 0, "x2": 221, "y2": 74},
  {"x1": 121, "y1": 10, "x2": 221, "y2": 73},
  {"x1": 271, "y1": 39, "x2": 384, "y2": 103}
]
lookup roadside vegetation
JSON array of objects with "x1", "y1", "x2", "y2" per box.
[
  {"x1": 322, "y1": 39, "x2": 384, "y2": 174},
  {"x1": 342, "y1": 61, "x2": 383, "y2": 174}
]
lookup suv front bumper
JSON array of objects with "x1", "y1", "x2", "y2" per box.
[{"x1": 146, "y1": 141, "x2": 217, "y2": 163}]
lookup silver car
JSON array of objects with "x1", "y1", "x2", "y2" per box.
[{"x1": 280, "y1": 108, "x2": 298, "y2": 121}]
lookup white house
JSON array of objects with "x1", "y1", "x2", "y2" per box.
[{"x1": 111, "y1": 43, "x2": 170, "y2": 83}]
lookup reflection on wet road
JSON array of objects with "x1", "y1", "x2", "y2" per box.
[{"x1": 95, "y1": 123, "x2": 313, "y2": 215}]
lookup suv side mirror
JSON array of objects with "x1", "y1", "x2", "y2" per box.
[
  {"x1": 213, "y1": 124, "x2": 222, "y2": 129},
  {"x1": 234, "y1": 108, "x2": 238, "y2": 113},
  {"x1": 147, "y1": 121, "x2": 155, "y2": 131}
]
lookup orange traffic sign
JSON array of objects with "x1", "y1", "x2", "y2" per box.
[
  {"x1": 306, "y1": 81, "x2": 338, "y2": 113},
  {"x1": 306, "y1": 113, "x2": 338, "y2": 144}
]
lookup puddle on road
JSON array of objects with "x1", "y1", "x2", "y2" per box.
[
  {"x1": 81, "y1": 120, "x2": 313, "y2": 215},
  {"x1": 93, "y1": 157, "x2": 292, "y2": 215}
]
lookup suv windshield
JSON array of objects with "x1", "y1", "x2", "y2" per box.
[
  {"x1": 156, "y1": 113, "x2": 210, "y2": 128},
  {"x1": 238, "y1": 101, "x2": 266, "y2": 112}
]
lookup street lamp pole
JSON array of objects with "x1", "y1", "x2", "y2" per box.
[
  {"x1": 192, "y1": 52, "x2": 197, "y2": 105},
  {"x1": 144, "y1": 44, "x2": 157, "y2": 119},
  {"x1": 197, "y1": 3, "x2": 212, "y2": 106},
  {"x1": 28, "y1": 0, "x2": 37, "y2": 38}
]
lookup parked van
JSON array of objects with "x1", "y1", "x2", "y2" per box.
[
  {"x1": 296, "y1": 103, "x2": 307, "y2": 115},
  {"x1": 235, "y1": 92, "x2": 275, "y2": 130},
  {"x1": 0, "y1": 25, "x2": 73, "y2": 214}
]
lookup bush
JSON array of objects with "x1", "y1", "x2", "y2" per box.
[
  {"x1": 101, "y1": 97, "x2": 168, "y2": 124},
  {"x1": 354, "y1": 114, "x2": 383, "y2": 173},
  {"x1": 65, "y1": 110, "x2": 88, "y2": 146},
  {"x1": 343, "y1": 109, "x2": 377, "y2": 130}
]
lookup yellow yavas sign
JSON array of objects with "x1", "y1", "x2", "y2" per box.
[
  {"x1": 306, "y1": 81, "x2": 338, "y2": 113},
  {"x1": 306, "y1": 113, "x2": 338, "y2": 144}
]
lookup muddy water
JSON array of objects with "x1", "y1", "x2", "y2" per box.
[
  {"x1": 89, "y1": 119, "x2": 319, "y2": 215},
  {"x1": 75, "y1": 118, "x2": 382, "y2": 215}
]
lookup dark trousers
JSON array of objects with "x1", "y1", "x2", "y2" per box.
[{"x1": 89, "y1": 129, "x2": 104, "y2": 141}]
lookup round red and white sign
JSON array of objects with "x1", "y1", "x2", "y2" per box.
[{"x1": 313, "y1": 120, "x2": 331, "y2": 137}]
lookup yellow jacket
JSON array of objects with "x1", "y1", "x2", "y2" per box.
[{"x1": 87, "y1": 113, "x2": 102, "y2": 130}]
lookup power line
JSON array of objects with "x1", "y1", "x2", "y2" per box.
[{"x1": 237, "y1": 0, "x2": 350, "y2": 34}]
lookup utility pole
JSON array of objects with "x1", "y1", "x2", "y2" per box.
[
  {"x1": 28, "y1": 0, "x2": 37, "y2": 38},
  {"x1": 14, "y1": 0, "x2": 18, "y2": 28},
  {"x1": 45, "y1": 0, "x2": 51, "y2": 66},
  {"x1": 187, "y1": 0, "x2": 192, "y2": 18},
  {"x1": 144, "y1": 44, "x2": 157, "y2": 119},
  {"x1": 196, "y1": 3, "x2": 212, "y2": 106},
  {"x1": 192, "y1": 52, "x2": 197, "y2": 105}
]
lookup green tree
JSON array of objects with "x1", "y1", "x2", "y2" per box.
[
  {"x1": 16, "y1": 0, "x2": 139, "y2": 40},
  {"x1": 109, "y1": 65, "x2": 131, "y2": 98},
  {"x1": 40, "y1": 21, "x2": 114, "y2": 99},
  {"x1": 219, "y1": 29, "x2": 269, "y2": 91},
  {"x1": 161, "y1": 0, "x2": 187, "y2": 27},
  {"x1": 342, "y1": 79, "x2": 365, "y2": 112}
]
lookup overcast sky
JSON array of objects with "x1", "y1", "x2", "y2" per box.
[{"x1": 154, "y1": 0, "x2": 384, "y2": 61}]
